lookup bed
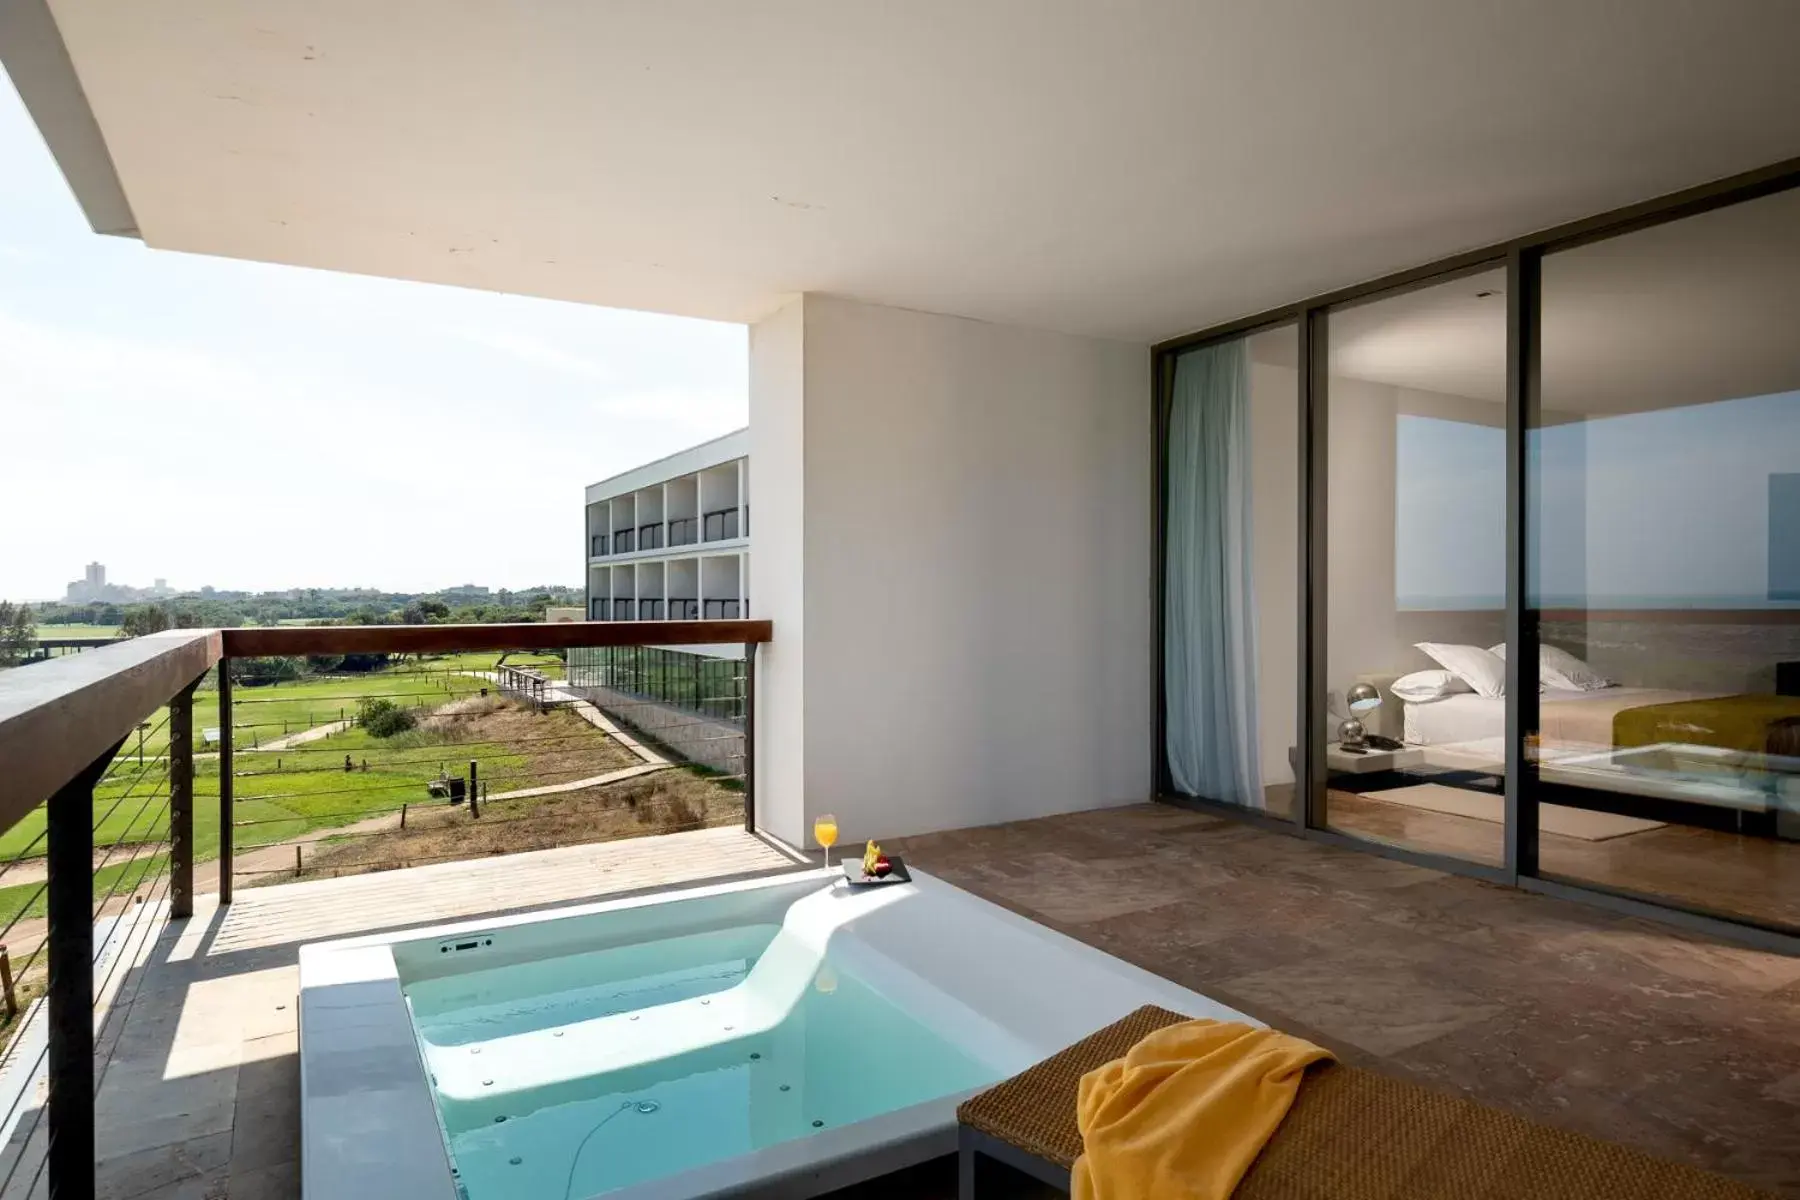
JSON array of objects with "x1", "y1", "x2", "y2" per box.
[
  {"x1": 1385, "y1": 682, "x2": 1800, "y2": 828},
  {"x1": 1399, "y1": 687, "x2": 1718, "y2": 751}
]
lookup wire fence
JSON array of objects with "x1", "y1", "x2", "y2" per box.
[{"x1": 0, "y1": 711, "x2": 182, "y2": 1199}]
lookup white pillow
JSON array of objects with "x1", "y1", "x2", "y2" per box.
[
  {"x1": 1391, "y1": 669, "x2": 1474, "y2": 704},
  {"x1": 1486, "y1": 643, "x2": 1614, "y2": 691},
  {"x1": 1415, "y1": 642, "x2": 1507, "y2": 698}
]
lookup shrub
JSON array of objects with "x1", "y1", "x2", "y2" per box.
[{"x1": 357, "y1": 697, "x2": 416, "y2": 738}]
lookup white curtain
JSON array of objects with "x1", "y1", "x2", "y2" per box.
[{"x1": 1165, "y1": 338, "x2": 1265, "y2": 807}]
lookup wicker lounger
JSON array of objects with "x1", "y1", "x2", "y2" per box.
[{"x1": 956, "y1": 1005, "x2": 1773, "y2": 1199}]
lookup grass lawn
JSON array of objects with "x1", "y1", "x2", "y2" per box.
[
  {"x1": 0, "y1": 689, "x2": 640, "y2": 925},
  {"x1": 88, "y1": 653, "x2": 520, "y2": 767},
  {"x1": 423, "y1": 649, "x2": 567, "y2": 679},
  {"x1": 36, "y1": 623, "x2": 122, "y2": 639}
]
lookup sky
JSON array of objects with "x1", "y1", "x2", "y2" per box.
[
  {"x1": 0, "y1": 74, "x2": 747, "y2": 603},
  {"x1": 1397, "y1": 394, "x2": 1800, "y2": 608}
]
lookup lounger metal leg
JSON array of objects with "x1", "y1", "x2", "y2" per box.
[{"x1": 958, "y1": 1124, "x2": 1072, "y2": 1197}]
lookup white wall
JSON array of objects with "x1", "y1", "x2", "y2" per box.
[
  {"x1": 748, "y1": 299, "x2": 807, "y2": 844},
  {"x1": 751, "y1": 294, "x2": 1152, "y2": 848}
]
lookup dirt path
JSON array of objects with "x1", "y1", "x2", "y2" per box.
[
  {"x1": 244, "y1": 719, "x2": 352, "y2": 753},
  {"x1": 483, "y1": 760, "x2": 668, "y2": 802}
]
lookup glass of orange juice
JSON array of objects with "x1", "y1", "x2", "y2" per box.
[{"x1": 814, "y1": 812, "x2": 839, "y2": 868}]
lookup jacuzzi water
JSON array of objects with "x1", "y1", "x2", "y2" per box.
[{"x1": 403, "y1": 920, "x2": 1000, "y2": 1200}]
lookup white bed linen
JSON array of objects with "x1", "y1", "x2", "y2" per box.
[{"x1": 1402, "y1": 687, "x2": 1699, "y2": 747}]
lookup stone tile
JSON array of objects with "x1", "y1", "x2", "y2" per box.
[
  {"x1": 1219, "y1": 952, "x2": 1508, "y2": 1057},
  {"x1": 226, "y1": 1159, "x2": 299, "y2": 1200},
  {"x1": 231, "y1": 1045, "x2": 300, "y2": 1175},
  {"x1": 127, "y1": 1170, "x2": 229, "y2": 1200},
  {"x1": 967, "y1": 853, "x2": 1231, "y2": 925},
  {"x1": 96, "y1": 1130, "x2": 231, "y2": 1200}
]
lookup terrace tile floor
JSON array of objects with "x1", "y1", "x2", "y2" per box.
[
  {"x1": 11, "y1": 806, "x2": 1798, "y2": 1198},
  {"x1": 890, "y1": 803, "x2": 1800, "y2": 1197}
]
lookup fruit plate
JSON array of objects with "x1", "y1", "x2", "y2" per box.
[{"x1": 841, "y1": 855, "x2": 912, "y2": 887}]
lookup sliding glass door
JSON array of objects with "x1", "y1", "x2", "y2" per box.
[
  {"x1": 1318, "y1": 268, "x2": 1508, "y2": 866},
  {"x1": 1158, "y1": 162, "x2": 1800, "y2": 941},
  {"x1": 1530, "y1": 187, "x2": 1800, "y2": 930}
]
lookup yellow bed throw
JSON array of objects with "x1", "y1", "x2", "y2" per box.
[{"x1": 1072, "y1": 1019, "x2": 1333, "y2": 1200}]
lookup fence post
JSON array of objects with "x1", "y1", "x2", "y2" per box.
[
  {"x1": 218, "y1": 661, "x2": 234, "y2": 905},
  {"x1": 0, "y1": 945, "x2": 15, "y2": 1020},
  {"x1": 168, "y1": 677, "x2": 200, "y2": 920},
  {"x1": 48, "y1": 738, "x2": 124, "y2": 1199},
  {"x1": 468, "y1": 761, "x2": 480, "y2": 819},
  {"x1": 742, "y1": 642, "x2": 756, "y2": 833}
]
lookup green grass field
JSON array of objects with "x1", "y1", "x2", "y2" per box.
[
  {"x1": 0, "y1": 655, "x2": 611, "y2": 923},
  {"x1": 36, "y1": 623, "x2": 122, "y2": 638}
]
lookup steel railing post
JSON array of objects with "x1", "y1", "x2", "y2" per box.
[
  {"x1": 218, "y1": 661, "x2": 234, "y2": 904},
  {"x1": 741, "y1": 642, "x2": 756, "y2": 833},
  {"x1": 47, "y1": 740, "x2": 122, "y2": 1198},
  {"x1": 168, "y1": 677, "x2": 201, "y2": 919}
]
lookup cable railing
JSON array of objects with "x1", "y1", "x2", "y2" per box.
[{"x1": 0, "y1": 617, "x2": 770, "y2": 1197}]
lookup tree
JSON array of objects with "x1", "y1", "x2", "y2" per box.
[
  {"x1": 0, "y1": 603, "x2": 36, "y2": 667},
  {"x1": 120, "y1": 604, "x2": 173, "y2": 637}
]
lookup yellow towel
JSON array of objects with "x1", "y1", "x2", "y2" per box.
[{"x1": 1072, "y1": 1019, "x2": 1333, "y2": 1200}]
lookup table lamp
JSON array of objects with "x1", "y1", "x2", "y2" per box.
[{"x1": 1337, "y1": 682, "x2": 1382, "y2": 749}]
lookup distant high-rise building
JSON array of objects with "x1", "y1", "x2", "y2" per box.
[
  {"x1": 154, "y1": 577, "x2": 167, "y2": 591},
  {"x1": 85, "y1": 562, "x2": 105, "y2": 589}
]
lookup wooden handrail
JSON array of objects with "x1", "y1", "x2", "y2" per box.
[
  {"x1": 0, "y1": 629, "x2": 221, "y2": 832},
  {"x1": 221, "y1": 618, "x2": 771, "y2": 657}
]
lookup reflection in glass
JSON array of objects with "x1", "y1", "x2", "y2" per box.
[
  {"x1": 1533, "y1": 188, "x2": 1800, "y2": 930},
  {"x1": 1320, "y1": 268, "x2": 1508, "y2": 865}
]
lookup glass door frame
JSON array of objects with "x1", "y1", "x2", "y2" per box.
[{"x1": 1152, "y1": 154, "x2": 1800, "y2": 953}]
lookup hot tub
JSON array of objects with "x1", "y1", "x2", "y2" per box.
[{"x1": 298, "y1": 867, "x2": 1247, "y2": 1200}]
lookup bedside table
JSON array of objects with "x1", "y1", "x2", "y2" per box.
[{"x1": 1326, "y1": 743, "x2": 1424, "y2": 776}]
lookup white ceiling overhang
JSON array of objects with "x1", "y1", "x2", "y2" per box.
[{"x1": 12, "y1": 0, "x2": 1800, "y2": 342}]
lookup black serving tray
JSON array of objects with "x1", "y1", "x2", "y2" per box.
[{"x1": 841, "y1": 855, "x2": 911, "y2": 887}]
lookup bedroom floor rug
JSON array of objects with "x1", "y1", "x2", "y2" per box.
[{"x1": 1360, "y1": 783, "x2": 1665, "y2": 841}]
